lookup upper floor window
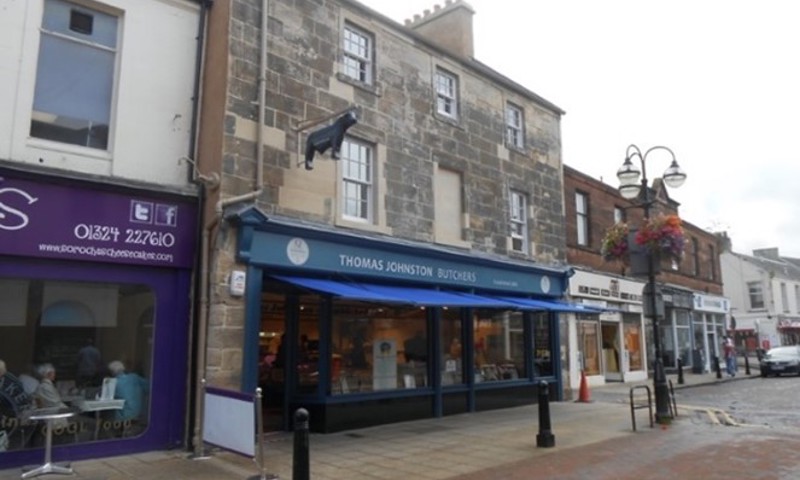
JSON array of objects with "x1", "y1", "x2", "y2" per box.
[
  {"x1": 505, "y1": 103, "x2": 524, "y2": 149},
  {"x1": 613, "y1": 206, "x2": 625, "y2": 224},
  {"x1": 781, "y1": 283, "x2": 789, "y2": 313},
  {"x1": 342, "y1": 23, "x2": 373, "y2": 84},
  {"x1": 708, "y1": 245, "x2": 716, "y2": 280},
  {"x1": 795, "y1": 285, "x2": 800, "y2": 314},
  {"x1": 435, "y1": 68, "x2": 458, "y2": 119},
  {"x1": 341, "y1": 138, "x2": 373, "y2": 222},
  {"x1": 575, "y1": 191, "x2": 589, "y2": 246},
  {"x1": 31, "y1": 0, "x2": 118, "y2": 150},
  {"x1": 747, "y1": 281, "x2": 764, "y2": 310},
  {"x1": 691, "y1": 237, "x2": 700, "y2": 276},
  {"x1": 509, "y1": 190, "x2": 528, "y2": 253}
]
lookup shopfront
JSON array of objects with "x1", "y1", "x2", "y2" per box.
[
  {"x1": 0, "y1": 167, "x2": 196, "y2": 467},
  {"x1": 566, "y1": 270, "x2": 647, "y2": 390},
  {"x1": 655, "y1": 287, "x2": 695, "y2": 372},
  {"x1": 232, "y1": 208, "x2": 588, "y2": 433},
  {"x1": 691, "y1": 293, "x2": 730, "y2": 373}
]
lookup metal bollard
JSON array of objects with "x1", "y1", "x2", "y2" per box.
[
  {"x1": 677, "y1": 357, "x2": 684, "y2": 385},
  {"x1": 714, "y1": 355, "x2": 722, "y2": 379},
  {"x1": 293, "y1": 408, "x2": 310, "y2": 480},
  {"x1": 744, "y1": 353, "x2": 751, "y2": 375},
  {"x1": 536, "y1": 380, "x2": 555, "y2": 448}
]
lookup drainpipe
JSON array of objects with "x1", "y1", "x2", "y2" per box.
[{"x1": 191, "y1": 0, "x2": 268, "y2": 457}]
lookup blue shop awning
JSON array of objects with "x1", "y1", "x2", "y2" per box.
[
  {"x1": 272, "y1": 276, "x2": 406, "y2": 303},
  {"x1": 495, "y1": 296, "x2": 604, "y2": 314},
  {"x1": 273, "y1": 276, "x2": 520, "y2": 307},
  {"x1": 358, "y1": 284, "x2": 520, "y2": 307}
]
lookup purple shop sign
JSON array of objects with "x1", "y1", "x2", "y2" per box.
[{"x1": 0, "y1": 172, "x2": 197, "y2": 268}]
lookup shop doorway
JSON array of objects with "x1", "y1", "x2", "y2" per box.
[
  {"x1": 601, "y1": 323, "x2": 622, "y2": 381},
  {"x1": 258, "y1": 290, "x2": 322, "y2": 432}
]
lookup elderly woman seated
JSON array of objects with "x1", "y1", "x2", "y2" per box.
[{"x1": 107, "y1": 361, "x2": 149, "y2": 429}]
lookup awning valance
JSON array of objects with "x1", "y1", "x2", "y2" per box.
[{"x1": 273, "y1": 276, "x2": 596, "y2": 312}]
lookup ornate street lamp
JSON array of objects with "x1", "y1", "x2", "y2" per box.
[{"x1": 616, "y1": 144, "x2": 686, "y2": 423}]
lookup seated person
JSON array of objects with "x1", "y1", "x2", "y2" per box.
[
  {"x1": 33, "y1": 363, "x2": 73, "y2": 437},
  {"x1": 107, "y1": 361, "x2": 149, "y2": 423},
  {"x1": 34, "y1": 363, "x2": 68, "y2": 411}
]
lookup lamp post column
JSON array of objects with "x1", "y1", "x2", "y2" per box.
[{"x1": 642, "y1": 179, "x2": 671, "y2": 423}]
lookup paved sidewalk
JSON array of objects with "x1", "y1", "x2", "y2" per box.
[{"x1": 0, "y1": 365, "x2": 761, "y2": 480}]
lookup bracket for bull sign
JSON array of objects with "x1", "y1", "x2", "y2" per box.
[{"x1": 293, "y1": 106, "x2": 359, "y2": 171}]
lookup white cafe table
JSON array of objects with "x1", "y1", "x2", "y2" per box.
[
  {"x1": 72, "y1": 398, "x2": 125, "y2": 440},
  {"x1": 21, "y1": 407, "x2": 77, "y2": 479}
]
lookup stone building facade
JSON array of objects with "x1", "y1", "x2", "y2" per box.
[{"x1": 193, "y1": 0, "x2": 576, "y2": 432}]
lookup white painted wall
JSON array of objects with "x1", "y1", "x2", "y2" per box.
[{"x1": 0, "y1": 0, "x2": 199, "y2": 188}]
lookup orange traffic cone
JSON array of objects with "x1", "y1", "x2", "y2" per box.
[{"x1": 576, "y1": 370, "x2": 591, "y2": 403}]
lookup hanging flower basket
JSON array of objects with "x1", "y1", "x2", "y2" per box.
[
  {"x1": 635, "y1": 214, "x2": 685, "y2": 261},
  {"x1": 600, "y1": 222, "x2": 630, "y2": 262},
  {"x1": 601, "y1": 214, "x2": 685, "y2": 263}
]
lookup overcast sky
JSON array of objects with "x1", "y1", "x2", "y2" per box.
[{"x1": 358, "y1": 0, "x2": 800, "y2": 258}]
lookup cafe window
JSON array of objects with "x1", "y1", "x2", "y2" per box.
[
  {"x1": 0, "y1": 277, "x2": 154, "y2": 451},
  {"x1": 473, "y1": 309, "x2": 525, "y2": 382},
  {"x1": 330, "y1": 301, "x2": 428, "y2": 394}
]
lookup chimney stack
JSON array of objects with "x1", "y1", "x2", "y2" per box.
[{"x1": 405, "y1": 1, "x2": 476, "y2": 58}]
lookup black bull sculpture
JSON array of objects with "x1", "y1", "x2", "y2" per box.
[{"x1": 304, "y1": 111, "x2": 358, "y2": 170}]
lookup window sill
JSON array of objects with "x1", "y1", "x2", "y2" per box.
[
  {"x1": 433, "y1": 237, "x2": 471, "y2": 250},
  {"x1": 335, "y1": 216, "x2": 391, "y2": 235},
  {"x1": 506, "y1": 144, "x2": 527, "y2": 156},
  {"x1": 26, "y1": 137, "x2": 112, "y2": 161},
  {"x1": 433, "y1": 112, "x2": 462, "y2": 129},
  {"x1": 335, "y1": 73, "x2": 381, "y2": 96}
]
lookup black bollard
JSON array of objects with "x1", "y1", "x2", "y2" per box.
[
  {"x1": 536, "y1": 380, "x2": 555, "y2": 448},
  {"x1": 677, "y1": 357, "x2": 684, "y2": 385},
  {"x1": 293, "y1": 408, "x2": 310, "y2": 480},
  {"x1": 744, "y1": 352, "x2": 751, "y2": 375},
  {"x1": 714, "y1": 355, "x2": 722, "y2": 379}
]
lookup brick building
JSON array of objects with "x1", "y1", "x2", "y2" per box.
[
  {"x1": 561, "y1": 164, "x2": 728, "y2": 392},
  {"x1": 192, "y1": 0, "x2": 585, "y2": 434}
]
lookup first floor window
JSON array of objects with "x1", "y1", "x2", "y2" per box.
[
  {"x1": 342, "y1": 23, "x2": 373, "y2": 84},
  {"x1": 31, "y1": 0, "x2": 118, "y2": 149},
  {"x1": 575, "y1": 191, "x2": 589, "y2": 246},
  {"x1": 747, "y1": 281, "x2": 764, "y2": 310},
  {"x1": 509, "y1": 190, "x2": 528, "y2": 253},
  {"x1": 341, "y1": 138, "x2": 373, "y2": 222}
]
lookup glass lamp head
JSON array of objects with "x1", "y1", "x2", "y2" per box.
[
  {"x1": 617, "y1": 157, "x2": 641, "y2": 186},
  {"x1": 663, "y1": 160, "x2": 687, "y2": 188},
  {"x1": 619, "y1": 183, "x2": 642, "y2": 200}
]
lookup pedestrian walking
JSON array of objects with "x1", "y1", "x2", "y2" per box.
[{"x1": 722, "y1": 336, "x2": 736, "y2": 377}]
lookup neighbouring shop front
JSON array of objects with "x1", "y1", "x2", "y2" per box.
[
  {"x1": 231, "y1": 208, "x2": 595, "y2": 433},
  {"x1": 0, "y1": 167, "x2": 196, "y2": 467},
  {"x1": 652, "y1": 286, "x2": 695, "y2": 373},
  {"x1": 691, "y1": 293, "x2": 730, "y2": 373},
  {"x1": 566, "y1": 270, "x2": 647, "y2": 390}
]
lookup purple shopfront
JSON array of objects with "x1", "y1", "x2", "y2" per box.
[{"x1": 0, "y1": 167, "x2": 197, "y2": 467}]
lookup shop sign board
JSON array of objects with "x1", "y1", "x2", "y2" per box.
[{"x1": 0, "y1": 170, "x2": 197, "y2": 268}]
